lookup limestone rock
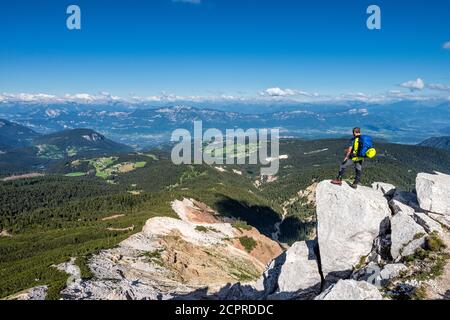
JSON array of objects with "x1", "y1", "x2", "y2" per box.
[
  {"x1": 315, "y1": 280, "x2": 383, "y2": 300},
  {"x1": 372, "y1": 182, "x2": 396, "y2": 196},
  {"x1": 59, "y1": 198, "x2": 282, "y2": 300},
  {"x1": 389, "y1": 198, "x2": 415, "y2": 216},
  {"x1": 413, "y1": 212, "x2": 444, "y2": 235},
  {"x1": 391, "y1": 211, "x2": 427, "y2": 260},
  {"x1": 427, "y1": 212, "x2": 450, "y2": 229},
  {"x1": 257, "y1": 241, "x2": 321, "y2": 300},
  {"x1": 416, "y1": 172, "x2": 450, "y2": 215},
  {"x1": 378, "y1": 263, "x2": 408, "y2": 284},
  {"x1": 316, "y1": 181, "x2": 391, "y2": 282},
  {"x1": 9, "y1": 286, "x2": 48, "y2": 300}
]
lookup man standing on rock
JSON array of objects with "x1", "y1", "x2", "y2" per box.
[{"x1": 331, "y1": 127, "x2": 365, "y2": 189}]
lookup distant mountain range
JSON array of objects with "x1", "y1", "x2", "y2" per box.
[
  {"x1": 0, "y1": 121, "x2": 131, "y2": 173},
  {"x1": 0, "y1": 100, "x2": 449, "y2": 148},
  {"x1": 418, "y1": 136, "x2": 450, "y2": 151},
  {"x1": 0, "y1": 119, "x2": 39, "y2": 150}
]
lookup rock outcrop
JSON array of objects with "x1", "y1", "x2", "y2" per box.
[
  {"x1": 372, "y1": 182, "x2": 396, "y2": 196},
  {"x1": 6, "y1": 286, "x2": 48, "y2": 300},
  {"x1": 413, "y1": 212, "x2": 444, "y2": 235},
  {"x1": 58, "y1": 198, "x2": 282, "y2": 300},
  {"x1": 315, "y1": 280, "x2": 383, "y2": 300},
  {"x1": 53, "y1": 172, "x2": 450, "y2": 301},
  {"x1": 253, "y1": 241, "x2": 321, "y2": 300},
  {"x1": 316, "y1": 181, "x2": 391, "y2": 282},
  {"x1": 416, "y1": 172, "x2": 450, "y2": 215},
  {"x1": 391, "y1": 211, "x2": 426, "y2": 261}
]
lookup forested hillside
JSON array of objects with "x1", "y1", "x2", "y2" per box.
[{"x1": 1, "y1": 138, "x2": 449, "y2": 299}]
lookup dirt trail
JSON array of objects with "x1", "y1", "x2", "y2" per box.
[
  {"x1": 107, "y1": 225, "x2": 134, "y2": 232},
  {"x1": 2, "y1": 173, "x2": 44, "y2": 181},
  {"x1": 102, "y1": 214, "x2": 125, "y2": 221}
]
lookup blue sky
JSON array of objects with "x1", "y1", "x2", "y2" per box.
[{"x1": 0, "y1": 0, "x2": 449, "y2": 102}]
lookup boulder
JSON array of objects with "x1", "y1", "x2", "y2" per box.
[
  {"x1": 389, "y1": 198, "x2": 415, "y2": 216},
  {"x1": 316, "y1": 181, "x2": 391, "y2": 282},
  {"x1": 372, "y1": 182, "x2": 396, "y2": 196},
  {"x1": 351, "y1": 262, "x2": 406, "y2": 287},
  {"x1": 416, "y1": 172, "x2": 450, "y2": 215},
  {"x1": 391, "y1": 211, "x2": 427, "y2": 260},
  {"x1": 315, "y1": 280, "x2": 383, "y2": 300},
  {"x1": 413, "y1": 212, "x2": 444, "y2": 235},
  {"x1": 427, "y1": 212, "x2": 450, "y2": 230},
  {"x1": 255, "y1": 241, "x2": 321, "y2": 300},
  {"x1": 378, "y1": 263, "x2": 408, "y2": 285}
]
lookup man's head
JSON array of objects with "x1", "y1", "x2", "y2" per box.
[{"x1": 353, "y1": 127, "x2": 361, "y2": 137}]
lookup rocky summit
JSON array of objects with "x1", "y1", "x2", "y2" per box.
[
  {"x1": 19, "y1": 172, "x2": 450, "y2": 300},
  {"x1": 316, "y1": 181, "x2": 391, "y2": 282}
]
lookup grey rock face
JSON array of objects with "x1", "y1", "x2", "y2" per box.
[
  {"x1": 379, "y1": 264, "x2": 408, "y2": 283},
  {"x1": 315, "y1": 280, "x2": 383, "y2": 300},
  {"x1": 391, "y1": 211, "x2": 427, "y2": 260},
  {"x1": 13, "y1": 286, "x2": 48, "y2": 300},
  {"x1": 372, "y1": 182, "x2": 396, "y2": 196},
  {"x1": 416, "y1": 172, "x2": 450, "y2": 215},
  {"x1": 256, "y1": 241, "x2": 321, "y2": 300},
  {"x1": 351, "y1": 262, "x2": 406, "y2": 288},
  {"x1": 389, "y1": 198, "x2": 416, "y2": 216},
  {"x1": 316, "y1": 181, "x2": 391, "y2": 282},
  {"x1": 427, "y1": 212, "x2": 450, "y2": 229},
  {"x1": 413, "y1": 212, "x2": 444, "y2": 235}
]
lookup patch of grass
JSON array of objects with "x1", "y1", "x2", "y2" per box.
[
  {"x1": 64, "y1": 172, "x2": 87, "y2": 177},
  {"x1": 141, "y1": 250, "x2": 161, "y2": 259},
  {"x1": 411, "y1": 285, "x2": 428, "y2": 300},
  {"x1": 425, "y1": 232, "x2": 446, "y2": 252},
  {"x1": 143, "y1": 154, "x2": 158, "y2": 161},
  {"x1": 239, "y1": 236, "x2": 257, "y2": 253},
  {"x1": 232, "y1": 220, "x2": 252, "y2": 232},
  {"x1": 355, "y1": 255, "x2": 367, "y2": 270},
  {"x1": 75, "y1": 255, "x2": 94, "y2": 280},
  {"x1": 195, "y1": 226, "x2": 209, "y2": 233},
  {"x1": 135, "y1": 162, "x2": 147, "y2": 169},
  {"x1": 413, "y1": 232, "x2": 426, "y2": 240}
]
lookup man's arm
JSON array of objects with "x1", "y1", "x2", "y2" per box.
[{"x1": 343, "y1": 146, "x2": 352, "y2": 162}]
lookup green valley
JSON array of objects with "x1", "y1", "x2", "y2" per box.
[{"x1": 1, "y1": 138, "x2": 450, "y2": 299}]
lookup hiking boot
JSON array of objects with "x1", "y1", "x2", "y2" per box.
[
  {"x1": 350, "y1": 182, "x2": 359, "y2": 189},
  {"x1": 331, "y1": 179, "x2": 343, "y2": 186}
]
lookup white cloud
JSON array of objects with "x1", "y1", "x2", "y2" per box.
[
  {"x1": 443, "y1": 41, "x2": 450, "y2": 50},
  {"x1": 261, "y1": 87, "x2": 314, "y2": 97},
  {"x1": 400, "y1": 78, "x2": 425, "y2": 91},
  {"x1": 1, "y1": 87, "x2": 448, "y2": 106},
  {"x1": 428, "y1": 83, "x2": 450, "y2": 92},
  {"x1": 262, "y1": 87, "x2": 298, "y2": 97}
]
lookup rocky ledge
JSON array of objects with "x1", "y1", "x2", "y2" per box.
[{"x1": 24, "y1": 172, "x2": 450, "y2": 300}]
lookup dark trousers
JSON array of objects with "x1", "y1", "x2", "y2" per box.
[{"x1": 338, "y1": 159, "x2": 363, "y2": 183}]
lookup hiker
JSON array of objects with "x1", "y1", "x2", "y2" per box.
[{"x1": 331, "y1": 127, "x2": 369, "y2": 189}]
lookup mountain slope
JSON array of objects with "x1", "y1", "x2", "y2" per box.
[
  {"x1": 34, "y1": 128, "x2": 132, "y2": 157},
  {"x1": 1, "y1": 137, "x2": 450, "y2": 298},
  {"x1": 418, "y1": 136, "x2": 450, "y2": 151},
  {"x1": 0, "y1": 127, "x2": 133, "y2": 175},
  {"x1": 0, "y1": 119, "x2": 39, "y2": 150}
]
